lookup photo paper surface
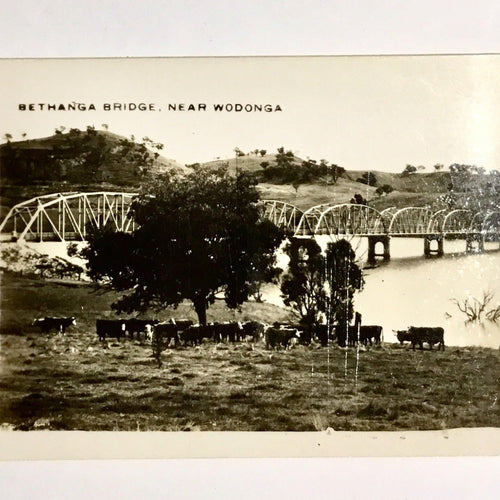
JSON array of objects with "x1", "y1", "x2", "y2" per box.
[{"x1": 0, "y1": 56, "x2": 499, "y2": 458}]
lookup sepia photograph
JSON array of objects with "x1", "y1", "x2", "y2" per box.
[{"x1": 0, "y1": 55, "x2": 499, "y2": 455}]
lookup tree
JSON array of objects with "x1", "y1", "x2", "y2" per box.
[
  {"x1": 402, "y1": 164, "x2": 417, "y2": 176},
  {"x1": 350, "y1": 193, "x2": 368, "y2": 205},
  {"x1": 325, "y1": 240, "x2": 364, "y2": 347},
  {"x1": 259, "y1": 149, "x2": 267, "y2": 157},
  {"x1": 326, "y1": 162, "x2": 345, "y2": 184},
  {"x1": 83, "y1": 166, "x2": 286, "y2": 325},
  {"x1": 356, "y1": 171, "x2": 378, "y2": 186},
  {"x1": 375, "y1": 184, "x2": 394, "y2": 197},
  {"x1": 280, "y1": 238, "x2": 328, "y2": 329},
  {"x1": 248, "y1": 250, "x2": 282, "y2": 303},
  {"x1": 445, "y1": 163, "x2": 499, "y2": 211},
  {"x1": 3, "y1": 133, "x2": 12, "y2": 142}
]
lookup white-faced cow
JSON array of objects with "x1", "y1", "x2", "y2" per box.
[{"x1": 124, "y1": 318, "x2": 158, "y2": 340}]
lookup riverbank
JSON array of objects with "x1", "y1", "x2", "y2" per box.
[{"x1": 0, "y1": 274, "x2": 498, "y2": 431}]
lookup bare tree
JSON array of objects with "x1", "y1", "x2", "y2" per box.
[{"x1": 451, "y1": 290, "x2": 499, "y2": 323}]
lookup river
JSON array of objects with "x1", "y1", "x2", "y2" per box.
[
  {"x1": 25, "y1": 238, "x2": 500, "y2": 348},
  {"x1": 271, "y1": 237, "x2": 500, "y2": 348}
]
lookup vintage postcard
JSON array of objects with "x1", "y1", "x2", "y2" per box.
[{"x1": 0, "y1": 55, "x2": 499, "y2": 459}]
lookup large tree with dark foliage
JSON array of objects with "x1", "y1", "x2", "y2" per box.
[
  {"x1": 280, "y1": 238, "x2": 328, "y2": 328},
  {"x1": 325, "y1": 239, "x2": 364, "y2": 347},
  {"x1": 280, "y1": 238, "x2": 364, "y2": 346},
  {"x1": 83, "y1": 166, "x2": 285, "y2": 325}
]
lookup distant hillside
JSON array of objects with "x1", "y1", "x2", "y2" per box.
[
  {"x1": 200, "y1": 152, "x2": 302, "y2": 174},
  {"x1": 0, "y1": 129, "x2": 187, "y2": 186},
  {"x1": 344, "y1": 170, "x2": 451, "y2": 193},
  {"x1": 0, "y1": 131, "x2": 460, "y2": 218},
  {"x1": 201, "y1": 156, "x2": 452, "y2": 210}
]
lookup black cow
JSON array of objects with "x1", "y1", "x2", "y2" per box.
[
  {"x1": 181, "y1": 324, "x2": 216, "y2": 346},
  {"x1": 33, "y1": 317, "x2": 76, "y2": 334},
  {"x1": 396, "y1": 327, "x2": 445, "y2": 351},
  {"x1": 346, "y1": 325, "x2": 361, "y2": 347},
  {"x1": 265, "y1": 326, "x2": 300, "y2": 350},
  {"x1": 96, "y1": 319, "x2": 126, "y2": 341},
  {"x1": 241, "y1": 320, "x2": 266, "y2": 342},
  {"x1": 359, "y1": 325, "x2": 383, "y2": 346},
  {"x1": 213, "y1": 322, "x2": 244, "y2": 343},
  {"x1": 314, "y1": 324, "x2": 337, "y2": 346},
  {"x1": 344, "y1": 325, "x2": 383, "y2": 346},
  {"x1": 170, "y1": 318, "x2": 194, "y2": 330},
  {"x1": 124, "y1": 318, "x2": 158, "y2": 339},
  {"x1": 153, "y1": 322, "x2": 181, "y2": 346}
]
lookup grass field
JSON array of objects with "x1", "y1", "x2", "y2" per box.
[{"x1": 1, "y1": 274, "x2": 499, "y2": 431}]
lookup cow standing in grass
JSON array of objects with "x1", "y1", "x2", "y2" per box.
[
  {"x1": 33, "y1": 317, "x2": 76, "y2": 334},
  {"x1": 181, "y1": 324, "x2": 216, "y2": 346},
  {"x1": 241, "y1": 320, "x2": 266, "y2": 343},
  {"x1": 396, "y1": 327, "x2": 445, "y2": 351},
  {"x1": 153, "y1": 322, "x2": 181, "y2": 347},
  {"x1": 359, "y1": 325, "x2": 383, "y2": 346},
  {"x1": 265, "y1": 325, "x2": 300, "y2": 350},
  {"x1": 125, "y1": 318, "x2": 158, "y2": 340},
  {"x1": 96, "y1": 319, "x2": 126, "y2": 341}
]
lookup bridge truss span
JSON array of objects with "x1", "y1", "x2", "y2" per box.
[
  {"x1": 1, "y1": 191, "x2": 499, "y2": 247},
  {"x1": 388, "y1": 207, "x2": 434, "y2": 236},
  {"x1": 314, "y1": 204, "x2": 387, "y2": 236},
  {"x1": 294, "y1": 203, "x2": 336, "y2": 236},
  {"x1": 481, "y1": 210, "x2": 500, "y2": 236},
  {"x1": 441, "y1": 210, "x2": 474, "y2": 236},
  {"x1": 0, "y1": 191, "x2": 138, "y2": 242},
  {"x1": 259, "y1": 200, "x2": 304, "y2": 233}
]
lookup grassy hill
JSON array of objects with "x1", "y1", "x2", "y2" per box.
[
  {"x1": 345, "y1": 170, "x2": 451, "y2": 193},
  {"x1": 200, "y1": 152, "x2": 307, "y2": 175},
  {"x1": 0, "y1": 130, "x2": 454, "y2": 216},
  {"x1": 0, "y1": 129, "x2": 187, "y2": 217},
  {"x1": 201, "y1": 155, "x2": 452, "y2": 210}
]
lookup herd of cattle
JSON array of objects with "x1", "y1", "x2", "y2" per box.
[{"x1": 31, "y1": 316, "x2": 445, "y2": 351}]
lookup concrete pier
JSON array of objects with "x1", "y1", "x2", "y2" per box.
[{"x1": 367, "y1": 235, "x2": 390, "y2": 264}]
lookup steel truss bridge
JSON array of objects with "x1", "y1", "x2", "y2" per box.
[
  {"x1": 0, "y1": 192, "x2": 138, "y2": 243},
  {"x1": 1, "y1": 192, "x2": 499, "y2": 260}
]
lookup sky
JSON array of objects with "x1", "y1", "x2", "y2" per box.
[{"x1": 1, "y1": 55, "x2": 499, "y2": 172}]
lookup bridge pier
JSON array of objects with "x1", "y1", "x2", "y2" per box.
[
  {"x1": 367, "y1": 235, "x2": 390, "y2": 264},
  {"x1": 466, "y1": 234, "x2": 484, "y2": 254},
  {"x1": 424, "y1": 235, "x2": 443, "y2": 258}
]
